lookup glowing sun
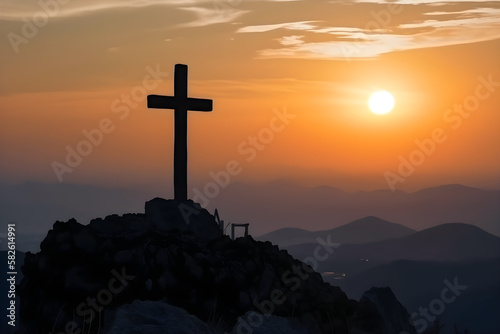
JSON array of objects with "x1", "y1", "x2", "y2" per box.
[{"x1": 368, "y1": 90, "x2": 395, "y2": 115}]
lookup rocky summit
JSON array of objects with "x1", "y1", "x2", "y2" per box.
[{"x1": 17, "y1": 198, "x2": 416, "y2": 334}]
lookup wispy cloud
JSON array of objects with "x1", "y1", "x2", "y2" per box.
[
  {"x1": 237, "y1": 21, "x2": 317, "y2": 33},
  {"x1": 237, "y1": 3, "x2": 500, "y2": 59},
  {"x1": 259, "y1": 34, "x2": 414, "y2": 59},
  {"x1": 353, "y1": 0, "x2": 500, "y2": 4},
  {"x1": 401, "y1": 8, "x2": 500, "y2": 29},
  {"x1": 0, "y1": 0, "x2": 205, "y2": 19},
  {"x1": 0, "y1": 0, "x2": 250, "y2": 29},
  {"x1": 277, "y1": 35, "x2": 305, "y2": 46},
  {"x1": 178, "y1": 6, "x2": 249, "y2": 27}
]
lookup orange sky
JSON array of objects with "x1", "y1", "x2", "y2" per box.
[{"x1": 1, "y1": 0, "x2": 499, "y2": 194}]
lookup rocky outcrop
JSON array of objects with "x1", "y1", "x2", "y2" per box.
[
  {"x1": 144, "y1": 198, "x2": 222, "y2": 241},
  {"x1": 102, "y1": 300, "x2": 218, "y2": 334},
  {"x1": 17, "y1": 199, "x2": 413, "y2": 334},
  {"x1": 361, "y1": 287, "x2": 417, "y2": 334},
  {"x1": 101, "y1": 300, "x2": 309, "y2": 334},
  {"x1": 230, "y1": 310, "x2": 309, "y2": 334}
]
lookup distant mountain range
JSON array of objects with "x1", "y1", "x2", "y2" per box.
[
  {"x1": 1, "y1": 181, "x2": 499, "y2": 252},
  {"x1": 257, "y1": 216, "x2": 416, "y2": 247},
  {"x1": 268, "y1": 220, "x2": 500, "y2": 334},
  {"x1": 0, "y1": 182, "x2": 149, "y2": 251},
  {"x1": 284, "y1": 221, "x2": 500, "y2": 275},
  {"x1": 217, "y1": 182, "x2": 500, "y2": 237}
]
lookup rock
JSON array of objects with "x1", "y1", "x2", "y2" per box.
[
  {"x1": 348, "y1": 295, "x2": 384, "y2": 334},
  {"x1": 55, "y1": 230, "x2": 72, "y2": 244},
  {"x1": 73, "y1": 232, "x2": 97, "y2": 254},
  {"x1": 238, "y1": 291, "x2": 252, "y2": 310},
  {"x1": 145, "y1": 279, "x2": 152, "y2": 291},
  {"x1": 231, "y1": 311, "x2": 309, "y2": 334},
  {"x1": 158, "y1": 271, "x2": 177, "y2": 291},
  {"x1": 360, "y1": 287, "x2": 417, "y2": 334},
  {"x1": 64, "y1": 266, "x2": 103, "y2": 293},
  {"x1": 256, "y1": 263, "x2": 277, "y2": 300},
  {"x1": 183, "y1": 253, "x2": 204, "y2": 280},
  {"x1": 145, "y1": 198, "x2": 222, "y2": 240},
  {"x1": 102, "y1": 300, "x2": 218, "y2": 334},
  {"x1": 145, "y1": 198, "x2": 190, "y2": 233},
  {"x1": 89, "y1": 213, "x2": 150, "y2": 239}
]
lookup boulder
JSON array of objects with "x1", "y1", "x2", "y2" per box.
[
  {"x1": 231, "y1": 311, "x2": 309, "y2": 334},
  {"x1": 145, "y1": 198, "x2": 222, "y2": 240},
  {"x1": 361, "y1": 287, "x2": 417, "y2": 334},
  {"x1": 102, "y1": 300, "x2": 218, "y2": 334}
]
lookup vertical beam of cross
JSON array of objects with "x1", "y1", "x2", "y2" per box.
[
  {"x1": 147, "y1": 64, "x2": 213, "y2": 201},
  {"x1": 173, "y1": 65, "x2": 188, "y2": 202}
]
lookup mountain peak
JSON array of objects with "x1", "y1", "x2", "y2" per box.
[
  {"x1": 347, "y1": 216, "x2": 398, "y2": 227},
  {"x1": 259, "y1": 216, "x2": 416, "y2": 248},
  {"x1": 328, "y1": 216, "x2": 416, "y2": 244},
  {"x1": 415, "y1": 222, "x2": 497, "y2": 239},
  {"x1": 338, "y1": 216, "x2": 416, "y2": 233}
]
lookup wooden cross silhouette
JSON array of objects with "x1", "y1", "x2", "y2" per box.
[{"x1": 147, "y1": 64, "x2": 213, "y2": 201}]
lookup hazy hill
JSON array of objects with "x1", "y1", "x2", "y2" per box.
[
  {"x1": 343, "y1": 223, "x2": 500, "y2": 262},
  {"x1": 216, "y1": 181, "x2": 500, "y2": 237},
  {"x1": 0, "y1": 182, "x2": 149, "y2": 251},
  {"x1": 286, "y1": 223, "x2": 500, "y2": 276},
  {"x1": 2, "y1": 181, "x2": 500, "y2": 252},
  {"x1": 258, "y1": 216, "x2": 416, "y2": 248}
]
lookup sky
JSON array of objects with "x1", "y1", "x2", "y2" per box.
[{"x1": 1, "y1": 0, "x2": 500, "y2": 196}]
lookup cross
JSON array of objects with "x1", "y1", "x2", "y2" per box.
[{"x1": 147, "y1": 64, "x2": 213, "y2": 201}]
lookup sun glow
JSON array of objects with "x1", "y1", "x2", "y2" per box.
[{"x1": 368, "y1": 90, "x2": 395, "y2": 115}]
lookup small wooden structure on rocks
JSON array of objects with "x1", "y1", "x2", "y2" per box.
[
  {"x1": 214, "y1": 208, "x2": 250, "y2": 240},
  {"x1": 231, "y1": 223, "x2": 249, "y2": 240}
]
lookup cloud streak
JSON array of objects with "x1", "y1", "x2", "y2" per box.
[
  {"x1": 352, "y1": 0, "x2": 500, "y2": 4},
  {"x1": 237, "y1": 3, "x2": 500, "y2": 59},
  {"x1": 237, "y1": 21, "x2": 317, "y2": 33},
  {"x1": 0, "y1": 0, "x2": 203, "y2": 19},
  {"x1": 178, "y1": 6, "x2": 249, "y2": 27}
]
